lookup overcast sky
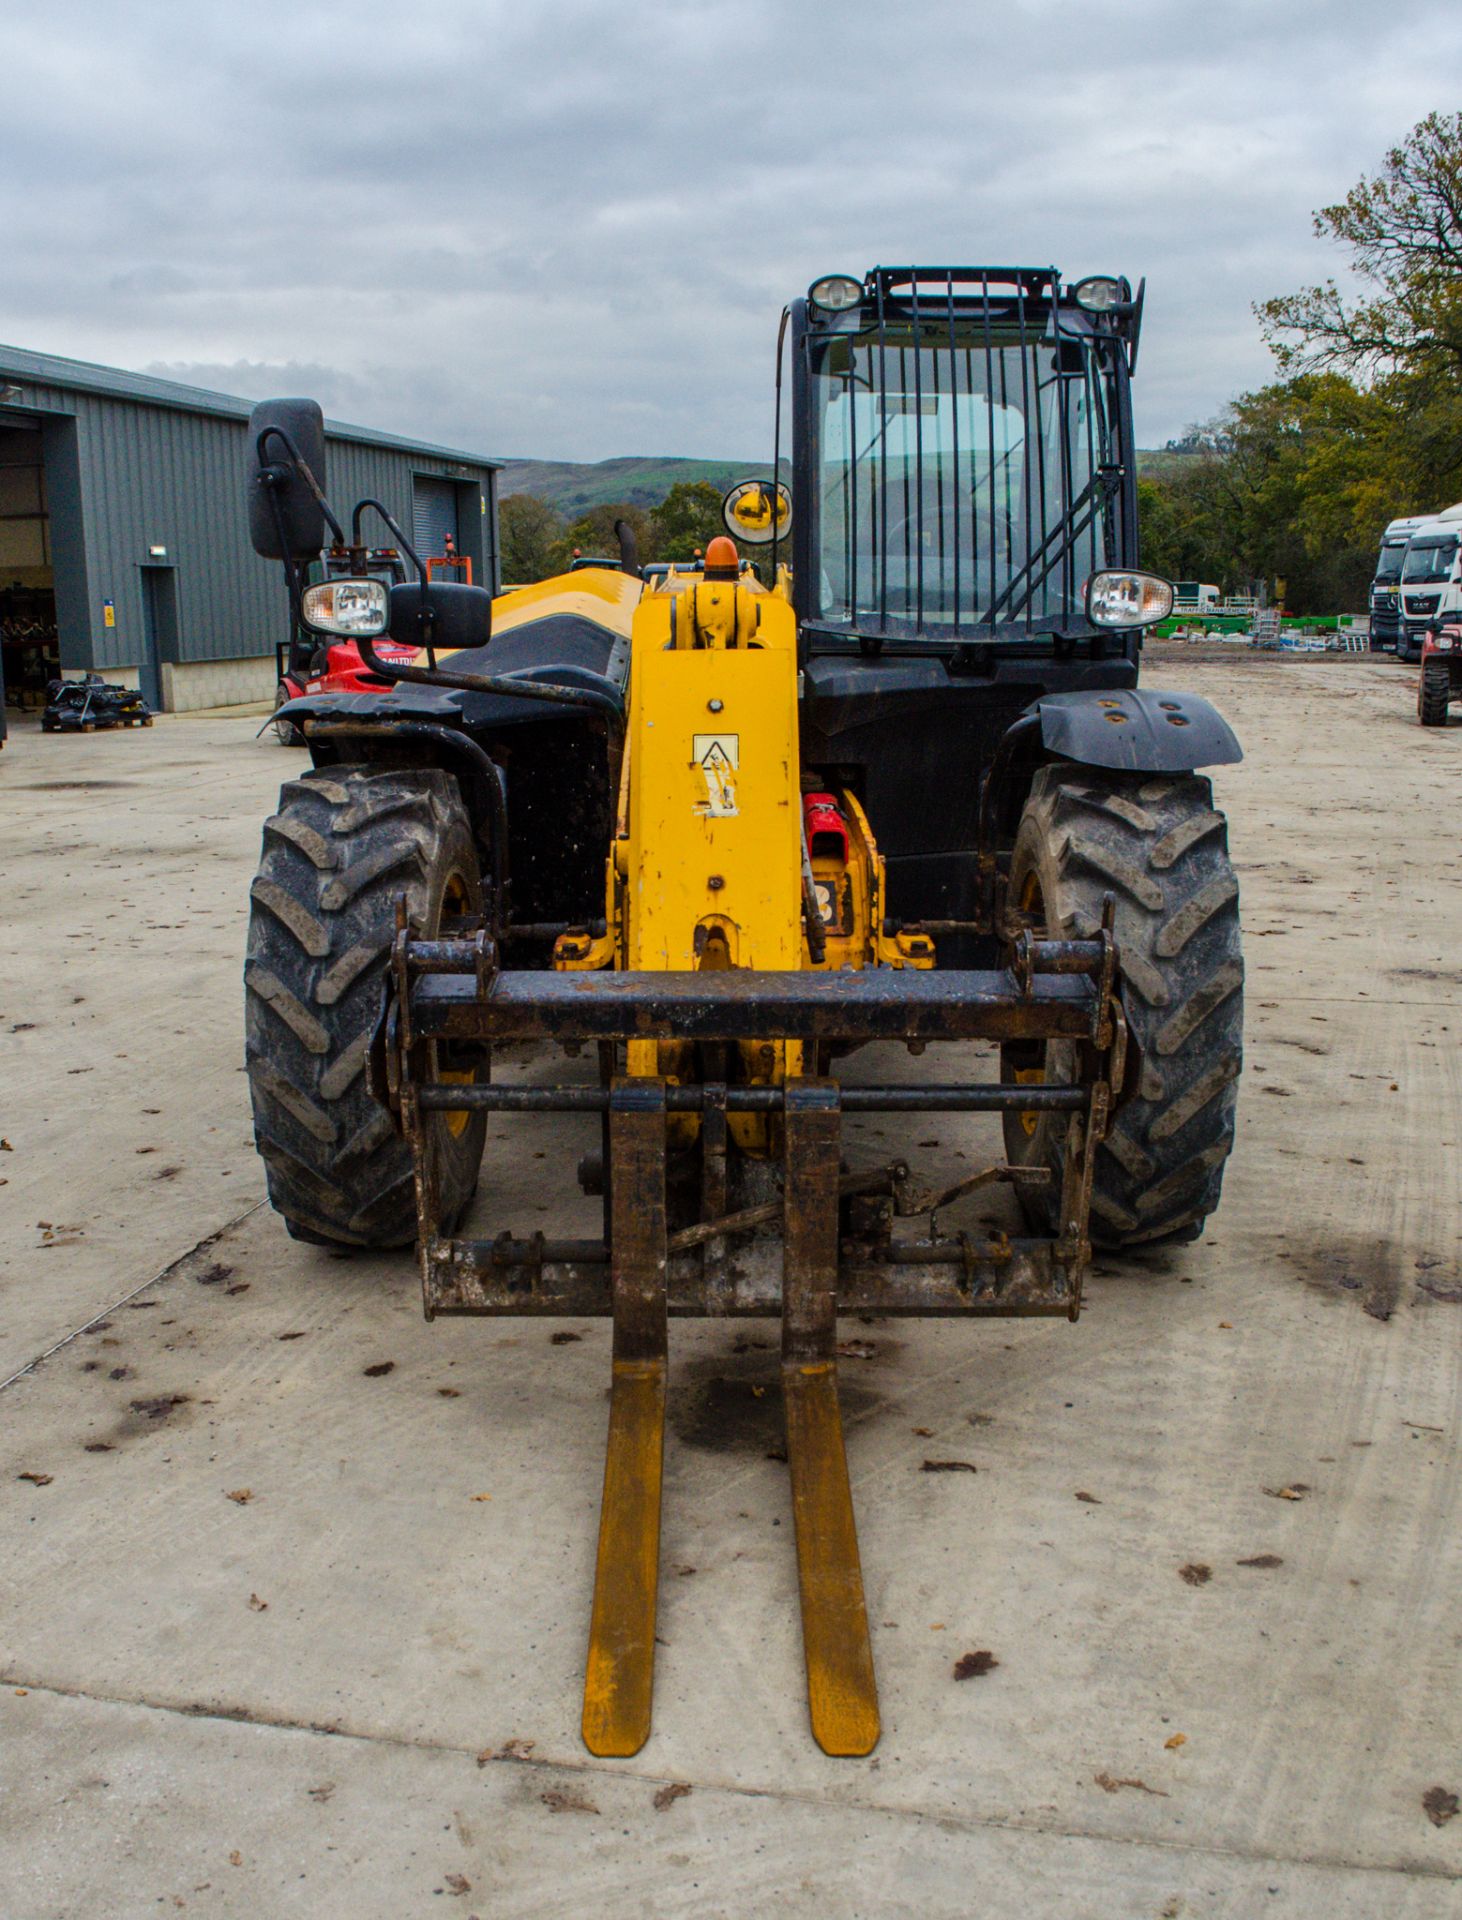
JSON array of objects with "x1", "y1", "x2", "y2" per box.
[{"x1": 6, "y1": 0, "x2": 1460, "y2": 464}]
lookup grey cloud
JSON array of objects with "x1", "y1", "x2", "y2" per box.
[{"x1": 4, "y1": 0, "x2": 1460, "y2": 459}]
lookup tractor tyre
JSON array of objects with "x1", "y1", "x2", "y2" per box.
[
  {"x1": 245, "y1": 766, "x2": 489, "y2": 1248},
  {"x1": 1002, "y1": 766, "x2": 1243, "y2": 1249},
  {"x1": 272, "y1": 683, "x2": 305, "y2": 746},
  {"x1": 1418, "y1": 664, "x2": 1450, "y2": 727}
]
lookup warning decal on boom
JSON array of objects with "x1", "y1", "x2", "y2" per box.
[{"x1": 693, "y1": 734, "x2": 739, "y2": 817}]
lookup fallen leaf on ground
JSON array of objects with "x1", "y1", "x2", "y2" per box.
[
  {"x1": 495, "y1": 1738, "x2": 535, "y2": 1762},
  {"x1": 1094, "y1": 1771, "x2": 1168, "y2": 1797},
  {"x1": 83, "y1": 1443, "x2": 113, "y2": 1453},
  {"x1": 1217, "y1": 1321, "x2": 1234, "y2": 1329},
  {"x1": 228, "y1": 1851, "x2": 243, "y2": 1867},
  {"x1": 18, "y1": 1472, "x2": 53, "y2": 1487},
  {"x1": 1263, "y1": 1485, "x2": 1308, "y2": 1501},
  {"x1": 225, "y1": 1283, "x2": 250, "y2": 1295},
  {"x1": 1075, "y1": 1490, "x2": 1101, "y2": 1504},
  {"x1": 1422, "y1": 1787, "x2": 1459, "y2": 1827},
  {"x1": 276, "y1": 1331, "x2": 307, "y2": 1342},
  {"x1": 438, "y1": 1387, "x2": 461, "y2": 1397},
  {"x1": 443, "y1": 1873, "x2": 471, "y2": 1894},
  {"x1": 541, "y1": 1787, "x2": 598, "y2": 1815},
  {"x1": 247, "y1": 1593, "x2": 267, "y2": 1612},
  {"x1": 1164, "y1": 1733, "x2": 1187, "y2": 1750},
  {"x1": 307, "y1": 1783, "x2": 334, "y2": 1803},
  {"x1": 1237, "y1": 1554, "x2": 1284, "y2": 1569},
  {"x1": 953, "y1": 1650, "x2": 998, "y2": 1680},
  {"x1": 470, "y1": 1493, "x2": 492, "y2": 1502},
  {"x1": 549, "y1": 1330, "x2": 581, "y2": 1345},
  {"x1": 912, "y1": 1426, "x2": 933, "y2": 1437},
  {"x1": 922, "y1": 1459, "x2": 977, "y2": 1473},
  {"x1": 1178, "y1": 1563, "x2": 1212, "y2": 1587},
  {"x1": 225, "y1": 1489, "x2": 253, "y2": 1505},
  {"x1": 362, "y1": 1362, "x2": 395, "y2": 1378},
  {"x1": 195, "y1": 1264, "x2": 234, "y2": 1286},
  {"x1": 836, "y1": 1339, "x2": 877, "y2": 1360},
  {"x1": 653, "y1": 1782, "x2": 693, "y2": 1811}
]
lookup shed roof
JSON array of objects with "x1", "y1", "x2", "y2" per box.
[{"x1": 0, "y1": 341, "x2": 500, "y2": 471}]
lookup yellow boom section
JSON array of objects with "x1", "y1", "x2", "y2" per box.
[{"x1": 622, "y1": 572, "x2": 801, "y2": 972}]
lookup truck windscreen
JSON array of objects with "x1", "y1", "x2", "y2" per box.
[
  {"x1": 810, "y1": 326, "x2": 1111, "y2": 639},
  {"x1": 1403, "y1": 537, "x2": 1458, "y2": 585},
  {"x1": 1375, "y1": 542, "x2": 1407, "y2": 582}
]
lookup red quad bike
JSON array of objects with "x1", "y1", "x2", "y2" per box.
[{"x1": 1418, "y1": 623, "x2": 1462, "y2": 727}]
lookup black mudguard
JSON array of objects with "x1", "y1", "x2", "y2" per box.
[{"x1": 1033, "y1": 687, "x2": 1242, "y2": 772}]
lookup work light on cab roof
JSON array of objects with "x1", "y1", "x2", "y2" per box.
[
  {"x1": 808, "y1": 273, "x2": 863, "y2": 312},
  {"x1": 1073, "y1": 274, "x2": 1127, "y2": 313}
]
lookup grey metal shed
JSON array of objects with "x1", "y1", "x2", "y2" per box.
[{"x1": 0, "y1": 346, "x2": 500, "y2": 715}]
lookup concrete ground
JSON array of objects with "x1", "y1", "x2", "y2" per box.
[{"x1": 1, "y1": 656, "x2": 1459, "y2": 1919}]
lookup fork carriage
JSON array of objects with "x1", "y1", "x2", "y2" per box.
[{"x1": 373, "y1": 919, "x2": 1124, "y2": 1756}]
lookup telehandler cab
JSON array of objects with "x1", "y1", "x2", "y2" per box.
[{"x1": 244, "y1": 266, "x2": 1244, "y2": 1757}]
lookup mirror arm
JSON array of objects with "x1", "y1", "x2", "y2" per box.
[
  {"x1": 351, "y1": 498, "x2": 430, "y2": 586},
  {"x1": 254, "y1": 424, "x2": 347, "y2": 547}
]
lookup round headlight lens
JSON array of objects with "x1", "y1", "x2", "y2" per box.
[
  {"x1": 1074, "y1": 275, "x2": 1123, "y2": 314},
  {"x1": 1086, "y1": 570, "x2": 1174, "y2": 628},
  {"x1": 301, "y1": 578, "x2": 389, "y2": 637},
  {"x1": 808, "y1": 274, "x2": 863, "y2": 313}
]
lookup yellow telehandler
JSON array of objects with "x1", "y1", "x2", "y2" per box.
[{"x1": 243, "y1": 266, "x2": 1243, "y2": 1756}]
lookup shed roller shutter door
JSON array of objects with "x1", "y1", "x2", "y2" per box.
[{"x1": 412, "y1": 478, "x2": 459, "y2": 560}]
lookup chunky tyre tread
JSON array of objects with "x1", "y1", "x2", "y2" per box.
[
  {"x1": 1009, "y1": 768, "x2": 1244, "y2": 1248},
  {"x1": 1418, "y1": 665, "x2": 1450, "y2": 727},
  {"x1": 245, "y1": 767, "x2": 484, "y2": 1249}
]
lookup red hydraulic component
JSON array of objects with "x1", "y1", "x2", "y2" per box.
[{"x1": 803, "y1": 792, "x2": 850, "y2": 862}]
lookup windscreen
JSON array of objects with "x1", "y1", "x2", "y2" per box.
[
  {"x1": 1375, "y1": 541, "x2": 1407, "y2": 582},
  {"x1": 810, "y1": 325, "x2": 1112, "y2": 637},
  {"x1": 1402, "y1": 536, "x2": 1458, "y2": 584}
]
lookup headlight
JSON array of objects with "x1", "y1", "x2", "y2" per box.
[
  {"x1": 1074, "y1": 275, "x2": 1124, "y2": 314},
  {"x1": 808, "y1": 273, "x2": 863, "y2": 312},
  {"x1": 301, "y1": 578, "x2": 389, "y2": 637},
  {"x1": 1086, "y1": 570, "x2": 1174, "y2": 628}
]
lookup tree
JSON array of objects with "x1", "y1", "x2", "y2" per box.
[
  {"x1": 1258, "y1": 112, "x2": 1462, "y2": 383},
  {"x1": 499, "y1": 493, "x2": 562, "y2": 584},
  {"x1": 649, "y1": 481, "x2": 729, "y2": 563},
  {"x1": 546, "y1": 503, "x2": 654, "y2": 576}
]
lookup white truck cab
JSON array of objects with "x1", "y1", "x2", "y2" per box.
[
  {"x1": 1370, "y1": 514, "x2": 1428, "y2": 650},
  {"x1": 1398, "y1": 503, "x2": 1462, "y2": 661}
]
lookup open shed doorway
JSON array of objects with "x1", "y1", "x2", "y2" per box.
[{"x1": 0, "y1": 420, "x2": 56, "y2": 716}]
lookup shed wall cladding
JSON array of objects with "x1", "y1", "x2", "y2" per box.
[{"x1": 2, "y1": 362, "x2": 498, "y2": 677}]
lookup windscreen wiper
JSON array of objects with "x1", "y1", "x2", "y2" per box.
[{"x1": 980, "y1": 465, "x2": 1122, "y2": 628}]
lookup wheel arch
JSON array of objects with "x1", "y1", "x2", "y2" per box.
[{"x1": 981, "y1": 688, "x2": 1243, "y2": 880}]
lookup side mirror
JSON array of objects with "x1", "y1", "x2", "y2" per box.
[
  {"x1": 723, "y1": 478, "x2": 791, "y2": 545},
  {"x1": 389, "y1": 580, "x2": 493, "y2": 654},
  {"x1": 247, "y1": 398, "x2": 329, "y2": 559}
]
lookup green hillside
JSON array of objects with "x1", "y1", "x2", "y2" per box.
[
  {"x1": 499, "y1": 450, "x2": 1185, "y2": 517},
  {"x1": 497, "y1": 456, "x2": 766, "y2": 516}
]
